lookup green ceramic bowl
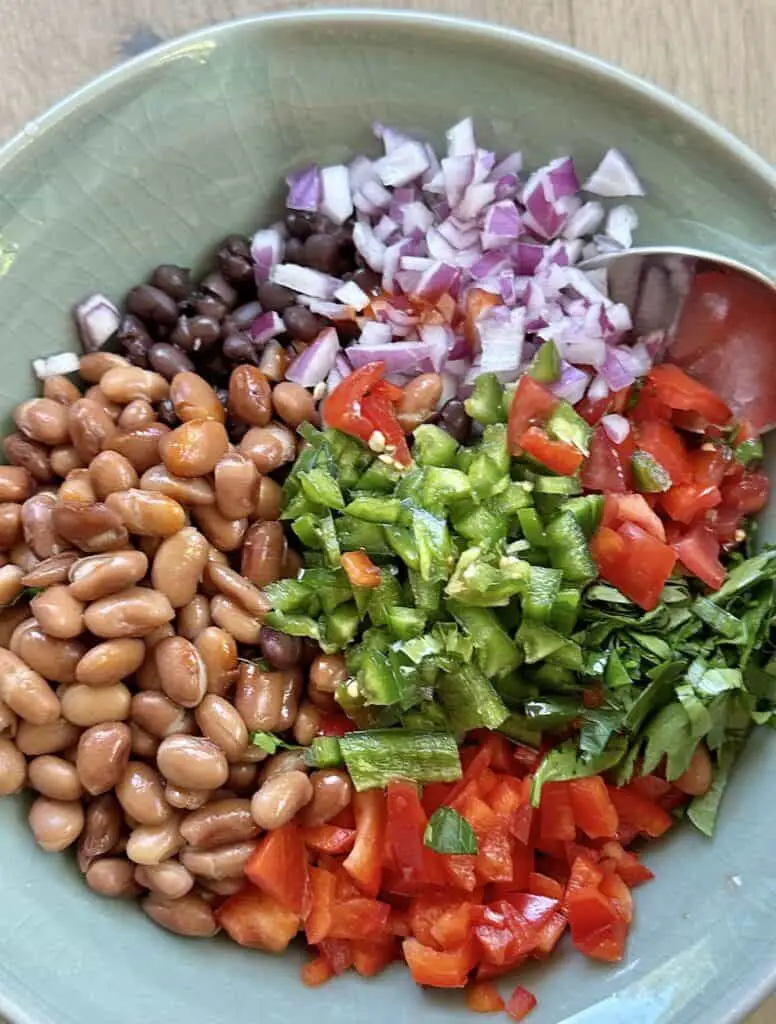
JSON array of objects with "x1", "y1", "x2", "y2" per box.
[{"x1": 1, "y1": 11, "x2": 775, "y2": 1024}]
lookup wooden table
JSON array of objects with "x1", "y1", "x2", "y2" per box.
[{"x1": 0, "y1": 1, "x2": 773, "y2": 1020}]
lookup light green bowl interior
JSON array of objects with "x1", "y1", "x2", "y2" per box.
[{"x1": 1, "y1": 11, "x2": 775, "y2": 1024}]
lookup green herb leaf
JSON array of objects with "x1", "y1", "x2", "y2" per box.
[
  {"x1": 250, "y1": 732, "x2": 298, "y2": 755},
  {"x1": 424, "y1": 806, "x2": 478, "y2": 855}
]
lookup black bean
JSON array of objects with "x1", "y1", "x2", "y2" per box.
[
  {"x1": 148, "y1": 342, "x2": 195, "y2": 379},
  {"x1": 259, "y1": 627, "x2": 302, "y2": 670},
  {"x1": 171, "y1": 315, "x2": 222, "y2": 354},
  {"x1": 216, "y1": 235, "x2": 253, "y2": 285},
  {"x1": 192, "y1": 292, "x2": 229, "y2": 322},
  {"x1": 284, "y1": 211, "x2": 314, "y2": 240},
  {"x1": 303, "y1": 234, "x2": 340, "y2": 274},
  {"x1": 350, "y1": 268, "x2": 381, "y2": 296},
  {"x1": 150, "y1": 265, "x2": 191, "y2": 302},
  {"x1": 438, "y1": 398, "x2": 472, "y2": 444},
  {"x1": 283, "y1": 306, "x2": 321, "y2": 343},
  {"x1": 226, "y1": 416, "x2": 250, "y2": 443},
  {"x1": 284, "y1": 238, "x2": 306, "y2": 265},
  {"x1": 222, "y1": 334, "x2": 258, "y2": 364},
  {"x1": 257, "y1": 281, "x2": 296, "y2": 313},
  {"x1": 214, "y1": 388, "x2": 229, "y2": 409},
  {"x1": 126, "y1": 284, "x2": 178, "y2": 326},
  {"x1": 200, "y1": 272, "x2": 238, "y2": 310},
  {"x1": 117, "y1": 315, "x2": 154, "y2": 367},
  {"x1": 222, "y1": 302, "x2": 262, "y2": 336},
  {"x1": 336, "y1": 320, "x2": 361, "y2": 344},
  {"x1": 156, "y1": 398, "x2": 180, "y2": 428},
  {"x1": 300, "y1": 638, "x2": 320, "y2": 667},
  {"x1": 198, "y1": 354, "x2": 231, "y2": 383}
]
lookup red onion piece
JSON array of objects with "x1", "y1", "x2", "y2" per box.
[
  {"x1": 446, "y1": 117, "x2": 476, "y2": 157},
  {"x1": 334, "y1": 280, "x2": 370, "y2": 312},
  {"x1": 374, "y1": 141, "x2": 430, "y2": 187},
  {"x1": 270, "y1": 264, "x2": 342, "y2": 300},
  {"x1": 73, "y1": 293, "x2": 121, "y2": 353},
  {"x1": 583, "y1": 148, "x2": 645, "y2": 197},
  {"x1": 604, "y1": 204, "x2": 639, "y2": 248},
  {"x1": 320, "y1": 165, "x2": 353, "y2": 225},
  {"x1": 286, "y1": 165, "x2": 321, "y2": 212},
  {"x1": 250, "y1": 311, "x2": 285, "y2": 345},
  {"x1": 251, "y1": 228, "x2": 284, "y2": 283},
  {"x1": 551, "y1": 361, "x2": 591, "y2": 405},
  {"x1": 286, "y1": 327, "x2": 341, "y2": 387},
  {"x1": 601, "y1": 413, "x2": 631, "y2": 444}
]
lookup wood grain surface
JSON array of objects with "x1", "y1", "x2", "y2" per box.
[{"x1": 0, "y1": 0, "x2": 773, "y2": 1020}]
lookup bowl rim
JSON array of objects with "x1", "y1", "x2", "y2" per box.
[{"x1": 0, "y1": 9, "x2": 774, "y2": 1024}]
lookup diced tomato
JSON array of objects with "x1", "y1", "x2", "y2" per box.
[
  {"x1": 635, "y1": 419, "x2": 692, "y2": 485},
  {"x1": 661, "y1": 482, "x2": 721, "y2": 523},
  {"x1": 352, "y1": 937, "x2": 396, "y2": 977},
  {"x1": 328, "y1": 898, "x2": 391, "y2": 941},
  {"x1": 576, "y1": 390, "x2": 612, "y2": 426},
  {"x1": 343, "y1": 790, "x2": 387, "y2": 898},
  {"x1": 244, "y1": 824, "x2": 309, "y2": 916},
  {"x1": 599, "y1": 872, "x2": 634, "y2": 924},
  {"x1": 722, "y1": 469, "x2": 770, "y2": 516},
  {"x1": 567, "y1": 887, "x2": 627, "y2": 962},
  {"x1": 647, "y1": 364, "x2": 731, "y2": 426},
  {"x1": 466, "y1": 980, "x2": 506, "y2": 1013},
  {"x1": 402, "y1": 937, "x2": 477, "y2": 988},
  {"x1": 591, "y1": 521, "x2": 677, "y2": 611},
  {"x1": 520, "y1": 426, "x2": 584, "y2": 475},
  {"x1": 306, "y1": 866, "x2": 337, "y2": 944},
  {"x1": 300, "y1": 956, "x2": 334, "y2": 987},
  {"x1": 506, "y1": 985, "x2": 538, "y2": 1021},
  {"x1": 323, "y1": 361, "x2": 386, "y2": 443},
  {"x1": 630, "y1": 384, "x2": 672, "y2": 426},
  {"x1": 581, "y1": 425, "x2": 630, "y2": 492},
  {"x1": 691, "y1": 447, "x2": 727, "y2": 487},
  {"x1": 538, "y1": 782, "x2": 576, "y2": 844},
  {"x1": 302, "y1": 826, "x2": 357, "y2": 855},
  {"x1": 672, "y1": 521, "x2": 726, "y2": 589},
  {"x1": 217, "y1": 886, "x2": 301, "y2": 952},
  {"x1": 608, "y1": 786, "x2": 673, "y2": 838},
  {"x1": 507, "y1": 376, "x2": 559, "y2": 454},
  {"x1": 316, "y1": 712, "x2": 356, "y2": 739},
  {"x1": 465, "y1": 288, "x2": 502, "y2": 352},
  {"x1": 568, "y1": 777, "x2": 619, "y2": 840},
  {"x1": 603, "y1": 492, "x2": 666, "y2": 542},
  {"x1": 712, "y1": 505, "x2": 742, "y2": 546},
  {"x1": 361, "y1": 383, "x2": 412, "y2": 466},
  {"x1": 341, "y1": 550, "x2": 382, "y2": 588}
]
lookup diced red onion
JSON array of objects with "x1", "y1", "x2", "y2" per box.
[
  {"x1": 348, "y1": 340, "x2": 443, "y2": 374},
  {"x1": 494, "y1": 174, "x2": 520, "y2": 201},
  {"x1": 353, "y1": 221, "x2": 387, "y2": 273},
  {"x1": 422, "y1": 144, "x2": 442, "y2": 186},
  {"x1": 286, "y1": 165, "x2": 321, "y2": 212},
  {"x1": 588, "y1": 374, "x2": 610, "y2": 401},
  {"x1": 477, "y1": 307, "x2": 525, "y2": 375},
  {"x1": 395, "y1": 270, "x2": 422, "y2": 295},
  {"x1": 318, "y1": 165, "x2": 353, "y2": 225},
  {"x1": 447, "y1": 117, "x2": 476, "y2": 157},
  {"x1": 558, "y1": 336, "x2": 608, "y2": 369},
  {"x1": 563, "y1": 200, "x2": 605, "y2": 240},
  {"x1": 358, "y1": 321, "x2": 393, "y2": 346},
  {"x1": 604, "y1": 204, "x2": 639, "y2": 248},
  {"x1": 601, "y1": 413, "x2": 631, "y2": 444},
  {"x1": 439, "y1": 371, "x2": 459, "y2": 407},
  {"x1": 441, "y1": 155, "x2": 475, "y2": 207},
  {"x1": 512, "y1": 242, "x2": 545, "y2": 275},
  {"x1": 426, "y1": 226, "x2": 459, "y2": 263},
  {"x1": 270, "y1": 264, "x2": 342, "y2": 300},
  {"x1": 334, "y1": 280, "x2": 370, "y2": 312},
  {"x1": 583, "y1": 148, "x2": 645, "y2": 197},
  {"x1": 373, "y1": 123, "x2": 412, "y2": 154},
  {"x1": 436, "y1": 218, "x2": 479, "y2": 252},
  {"x1": 297, "y1": 297, "x2": 356, "y2": 321},
  {"x1": 412, "y1": 261, "x2": 458, "y2": 303},
  {"x1": 33, "y1": 351, "x2": 81, "y2": 379},
  {"x1": 490, "y1": 151, "x2": 523, "y2": 180},
  {"x1": 349, "y1": 156, "x2": 377, "y2": 191},
  {"x1": 374, "y1": 141, "x2": 430, "y2": 187},
  {"x1": 547, "y1": 156, "x2": 579, "y2": 198},
  {"x1": 73, "y1": 293, "x2": 120, "y2": 353},
  {"x1": 251, "y1": 228, "x2": 284, "y2": 283},
  {"x1": 402, "y1": 202, "x2": 435, "y2": 235},
  {"x1": 481, "y1": 201, "x2": 521, "y2": 250},
  {"x1": 470, "y1": 250, "x2": 509, "y2": 281},
  {"x1": 601, "y1": 346, "x2": 637, "y2": 391},
  {"x1": 550, "y1": 361, "x2": 591, "y2": 405},
  {"x1": 418, "y1": 323, "x2": 454, "y2": 369},
  {"x1": 250, "y1": 311, "x2": 285, "y2": 345},
  {"x1": 374, "y1": 215, "x2": 400, "y2": 243},
  {"x1": 472, "y1": 150, "x2": 496, "y2": 184},
  {"x1": 456, "y1": 182, "x2": 497, "y2": 221},
  {"x1": 361, "y1": 178, "x2": 393, "y2": 210},
  {"x1": 286, "y1": 327, "x2": 341, "y2": 387}
]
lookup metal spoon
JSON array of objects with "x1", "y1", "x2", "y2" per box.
[{"x1": 580, "y1": 246, "x2": 776, "y2": 431}]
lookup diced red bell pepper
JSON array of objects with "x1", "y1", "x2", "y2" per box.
[
  {"x1": 302, "y1": 826, "x2": 357, "y2": 855},
  {"x1": 567, "y1": 887, "x2": 627, "y2": 962},
  {"x1": 402, "y1": 937, "x2": 477, "y2": 988},
  {"x1": 244, "y1": 824, "x2": 309, "y2": 916},
  {"x1": 607, "y1": 786, "x2": 673, "y2": 838},
  {"x1": 300, "y1": 956, "x2": 334, "y2": 987},
  {"x1": 386, "y1": 780, "x2": 446, "y2": 889},
  {"x1": 217, "y1": 886, "x2": 301, "y2": 952},
  {"x1": 538, "y1": 782, "x2": 576, "y2": 844},
  {"x1": 506, "y1": 984, "x2": 538, "y2": 1021},
  {"x1": 599, "y1": 871, "x2": 634, "y2": 924},
  {"x1": 410, "y1": 894, "x2": 473, "y2": 950},
  {"x1": 565, "y1": 856, "x2": 604, "y2": 905},
  {"x1": 635, "y1": 419, "x2": 693, "y2": 485},
  {"x1": 568, "y1": 777, "x2": 619, "y2": 840},
  {"x1": 532, "y1": 910, "x2": 568, "y2": 957},
  {"x1": 352, "y1": 937, "x2": 396, "y2": 977},
  {"x1": 528, "y1": 872, "x2": 564, "y2": 901},
  {"x1": 507, "y1": 376, "x2": 559, "y2": 454},
  {"x1": 444, "y1": 854, "x2": 479, "y2": 893},
  {"x1": 329, "y1": 897, "x2": 392, "y2": 941},
  {"x1": 341, "y1": 550, "x2": 382, "y2": 588},
  {"x1": 520, "y1": 426, "x2": 584, "y2": 475},
  {"x1": 343, "y1": 789, "x2": 387, "y2": 898},
  {"x1": 305, "y1": 866, "x2": 337, "y2": 944},
  {"x1": 320, "y1": 938, "x2": 354, "y2": 975},
  {"x1": 466, "y1": 980, "x2": 506, "y2": 1013},
  {"x1": 612, "y1": 852, "x2": 654, "y2": 888}
]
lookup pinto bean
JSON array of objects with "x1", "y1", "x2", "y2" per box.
[
  {"x1": 142, "y1": 893, "x2": 219, "y2": 937},
  {"x1": 84, "y1": 386, "x2": 122, "y2": 422},
  {"x1": 44, "y1": 374, "x2": 81, "y2": 405},
  {"x1": 272, "y1": 382, "x2": 318, "y2": 429},
  {"x1": 79, "y1": 351, "x2": 130, "y2": 384},
  {"x1": 191, "y1": 506, "x2": 247, "y2": 553},
  {"x1": 0, "y1": 468, "x2": 33, "y2": 502},
  {"x1": 76, "y1": 722, "x2": 132, "y2": 795},
  {"x1": 254, "y1": 476, "x2": 283, "y2": 521},
  {"x1": 160, "y1": 419, "x2": 228, "y2": 478},
  {"x1": 0, "y1": 647, "x2": 60, "y2": 724},
  {"x1": 180, "y1": 841, "x2": 257, "y2": 880},
  {"x1": 104, "y1": 423, "x2": 170, "y2": 474},
  {"x1": 194, "y1": 695, "x2": 249, "y2": 762},
  {"x1": 131, "y1": 692, "x2": 190, "y2": 738},
  {"x1": 155, "y1": 636, "x2": 207, "y2": 708},
  {"x1": 234, "y1": 663, "x2": 302, "y2": 733},
  {"x1": 105, "y1": 489, "x2": 185, "y2": 537},
  {"x1": 239, "y1": 423, "x2": 296, "y2": 474},
  {"x1": 292, "y1": 701, "x2": 321, "y2": 747},
  {"x1": 68, "y1": 399, "x2": 117, "y2": 462},
  {"x1": 130, "y1": 722, "x2": 160, "y2": 759},
  {"x1": 58, "y1": 469, "x2": 97, "y2": 505},
  {"x1": 205, "y1": 562, "x2": 271, "y2": 619},
  {"x1": 28, "y1": 796, "x2": 84, "y2": 852},
  {"x1": 116, "y1": 761, "x2": 172, "y2": 826},
  {"x1": 675, "y1": 744, "x2": 713, "y2": 796},
  {"x1": 89, "y1": 451, "x2": 139, "y2": 499},
  {"x1": 86, "y1": 858, "x2": 140, "y2": 898},
  {"x1": 151, "y1": 527, "x2": 209, "y2": 608},
  {"x1": 30, "y1": 585, "x2": 84, "y2": 639},
  {"x1": 77, "y1": 793, "x2": 122, "y2": 871},
  {"x1": 118, "y1": 399, "x2": 156, "y2": 430},
  {"x1": 0, "y1": 502, "x2": 22, "y2": 547},
  {"x1": 176, "y1": 596, "x2": 211, "y2": 640},
  {"x1": 135, "y1": 861, "x2": 194, "y2": 899},
  {"x1": 179, "y1": 798, "x2": 259, "y2": 848},
  {"x1": 15, "y1": 717, "x2": 81, "y2": 756},
  {"x1": 28, "y1": 754, "x2": 83, "y2": 801},
  {"x1": 169, "y1": 372, "x2": 224, "y2": 423},
  {"x1": 210, "y1": 595, "x2": 263, "y2": 645},
  {"x1": 22, "y1": 551, "x2": 79, "y2": 589},
  {"x1": 164, "y1": 784, "x2": 209, "y2": 810},
  {"x1": 83, "y1": 588, "x2": 174, "y2": 638},
  {"x1": 258, "y1": 749, "x2": 307, "y2": 782},
  {"x1": 51, "y1": 502, "x2": 128, "y2": 554},
  {"x1": 139, "y1": 465, "x2": 215, "y2": 505},
  {"x1": 213, "y1": 452, "x2": 258, "y2": 520},
  {"x1": 99, "y1": 367, "x2": 170, "y2": 404},
  {"x1": 50, "y1": 445, "x2": 84, "y2": 478},
  {"x1": 4, "y1": 433, "x2": 53, "y2": 483},
  {"x1": 0, "y1": 737, "x2": 26, "y2": 795},
  {"x1": 126, "y1": 815, "x2": 183, "y2": 866},
  {"x1": 195, "y1": 627, "x2": 238, "y2": 697},
  {"x1": 60, "y1": 682, "x2": 131, "y2": 727},
  {"x1": 240, "y1": 521, "x2": 286, "y2": 587},
  {"x1": 22, "y1": 492, "x2": 66, "y2": 559},
  {"x1": 15, "y1": 398, "x2": 71, "y2": 446},
  {"x1": 0, "y1": 700, "x2": 18, "y2": 738},
  {"x1": 156, "y1": 735, "x2": 229, "y2": 790},
  {"x1": 228, "y1": 366, "x2": 273, "y2": 427},
  {"x1": 76, "y1": 638, "x2": 146, "y2": 687},
  {"x1": 0, "y1": 564, "x2": 24, "y2": 606},
  {"x1": 68, "y1": 549, "x2": 148, "y2": 601},
  {"x1": 250, "y1": 770, "x2": 313, "y2": 830},
  {"x1": 300, "y1": 770, "x2": 353, "y2": 827}
]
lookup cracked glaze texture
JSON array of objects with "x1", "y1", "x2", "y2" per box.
[{"x1": 1, "y1": 11, "x2": 776, "y2": 1024}]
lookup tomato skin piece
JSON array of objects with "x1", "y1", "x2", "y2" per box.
[
  {"x1": 661, "y1": 482, "x2": 721, "y2": 523},
  {"x1": 635, "y1": 419, "x2": 692, "y2": 484},
  {"x1": 217, "y1": 886, "x2": 301, "y2": 952},
  {"x1": 244, "y1": 824, "x2": 309, "y2": 916},
  {"x1": 607, "y1": 786, "x2": 673, "y2": 838},
  {"x1": 323, "y1": 361, "x2": 386, "y2": 443},
  {"x1": 507, "y1": 376, "x2": 559, "y2": 454},
  {"x1": 520, "y1": 426, "x2": 584, "y2": 475},
  {"x1": 466, "y1": 981, "x2": 506, "y2": 1013},
  {"x1": 568, "y1": 777, "x2": 619, "y2": 840},
  {"x1": 672, "y1": 522, "x2": 726, "y2": 589},
  {"x1": 506, "y1": 985, "x2": 538, "y2": 1021},
  {"x1": 648, "y1": 364, "x2": 731, "y2": 426},
  {"x1": 591, "y1": 522, "x2": 677, "y2": 612},
  {"x1": 343, "y1": 789, "x2": 387, "y2": 898},
  {"x1": 402, "y1": 937, "x2": 477, "y2": 988},
  {"x1": 581, "y1": 425, "x2": 630, "y2": 492},
  {"x1": 340, "y1": 550, "x2": 382, "y2": 588}
]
